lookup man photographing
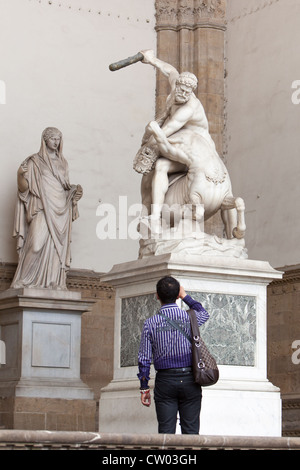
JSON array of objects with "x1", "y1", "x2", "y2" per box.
[{"x1": 137, "y1": 276, "x2": 209, "y2": 434}]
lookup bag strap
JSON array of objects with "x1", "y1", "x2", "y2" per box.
[
  {"x1": 158, "y1": 311, "x2": 192, "y2": 343},
  {"x1": 187, "y1": 309, "x2": 201, "y2": 339}
]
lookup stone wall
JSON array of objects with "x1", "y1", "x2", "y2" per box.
[
  {"x1": 0, "y1": 0, "x2": 156, "y2": 274},
  {"x1": 225, "y1": 0, "x2": 300, "y2": 268},
  {"x1": 267, "y1": 265, "x2": 300, "y2": 436}
]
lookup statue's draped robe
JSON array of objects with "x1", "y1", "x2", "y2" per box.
[{"x1": 11, "y1": 152, "x2": 78, "y2": 289}]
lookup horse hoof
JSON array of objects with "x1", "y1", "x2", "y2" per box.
[{"x1": 233, "y1": 227, "x2": 246, "y2": 239}]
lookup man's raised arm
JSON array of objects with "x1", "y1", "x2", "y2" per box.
[{"x1": 140, "y1": 49, "x2": 179, "y2": 85}]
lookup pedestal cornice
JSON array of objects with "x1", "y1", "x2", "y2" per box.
[
  {"x1": 101, "y1": 254, "x2": 283, "y2": 287},
  {"x1": 0, "y1": 288, "x2": 95, "y2": 313}
]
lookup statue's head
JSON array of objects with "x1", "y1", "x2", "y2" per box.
[
  {"x1": 176, "y1": 72, "x2": 198, "y2": 90},
  {"x1": 42, "y1": 127, "x2": 63, "y2": 154},
  {"x1": 175, "y1": 72, "x2": 198, "y2": 104}
]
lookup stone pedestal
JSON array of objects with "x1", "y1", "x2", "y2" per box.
[
  {"x1": 99, "y1": 254, "x2": 282, "y2": 437},
  {"x1": 0, "y1": 288, "x2": 96, "y2": 430}
]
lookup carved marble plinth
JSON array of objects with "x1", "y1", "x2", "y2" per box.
[
  {"x1": 0, "y1": 288, "x2": 95, "y2": 430},
  {"x1": 99, "y1": 254, "x2": 282, "y2": 436},
  {"x1": 139, "y1": 230, "x2": 248, "y2": 259}
]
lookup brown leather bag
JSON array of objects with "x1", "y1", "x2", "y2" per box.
[{"x1": 187, "y1": 309, "x2": 219, "y2": 386}]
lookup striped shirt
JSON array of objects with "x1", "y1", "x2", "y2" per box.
[{"x1": 137, "y1": 295, "x2": 209, "y2": 389}]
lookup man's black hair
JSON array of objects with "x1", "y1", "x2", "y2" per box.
[{"x1": 156, "y1": 276, "x2": 180, "y2": 304}]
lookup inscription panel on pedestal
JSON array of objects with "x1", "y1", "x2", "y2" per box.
[
  {"x1": 31, "y1": 322, "x2": 71, "y2": 368},
  {"x1": 189, "y1": 291, "x2": 256, "y2": 366},
  {"x1": 121, "y1": 292, "x2": 256, "y2": 367},
  {"x1": 121, "y1": 294, "x2": 157, "y2": 368}
]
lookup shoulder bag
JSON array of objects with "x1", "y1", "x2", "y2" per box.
[{"x1": 187, "y1": 309, "x2": 219, "y2": 386}]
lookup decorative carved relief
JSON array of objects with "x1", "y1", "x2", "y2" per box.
[
  {"x1": 194, "y1": 0, "x2": 225, "y2": 18},
  {"x1": 155, "y1": 0, "x2": 226, "y2": 30},
  {"x1": 155, "y1": 0, "x2": 178, "y2": 28},
  {"x1": 177, "y1": 0, "x2": 194, "y2": 24}
]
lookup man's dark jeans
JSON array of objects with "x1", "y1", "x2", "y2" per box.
[{"x1": 154, "y1": 368, "x2": 202, "y2": 434}]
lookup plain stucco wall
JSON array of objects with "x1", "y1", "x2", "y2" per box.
[
  {"x1": 225, "y1": 0, "x2": 300, "y2": 268},
  {"x1": 0, "y1": 0, "x2": 156, "y2": 274}
]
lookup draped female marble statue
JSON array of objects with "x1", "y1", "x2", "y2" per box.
[
  {"x1": 11, "y1": 127, "x2": 83, "y2": 289},
  {"x1": 132, "y1": 50, "x2": 246, "y2": 258}
]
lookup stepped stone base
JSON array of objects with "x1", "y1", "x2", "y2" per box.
[{"x1": 0, "y1": 430, "x2": 300, "y2": 450}]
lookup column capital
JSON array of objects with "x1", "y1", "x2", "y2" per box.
[{"x1": 155, "y1": 0, "x2": 226, "y2": 31}]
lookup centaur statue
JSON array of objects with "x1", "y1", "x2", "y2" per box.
[{"x1": 110, "y1": 50, "x2": 247, "y2": 259}]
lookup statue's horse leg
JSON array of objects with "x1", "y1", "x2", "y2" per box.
[{"x1": 221, "y1": 196, "x2": 246, "y2": 239}]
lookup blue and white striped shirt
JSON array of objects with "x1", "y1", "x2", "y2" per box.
[{"x1": 137, "y1": 295, "x2": 209, "y2": 388}]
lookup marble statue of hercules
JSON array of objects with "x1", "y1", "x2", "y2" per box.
[{"x1": 139, "y1": 49, "x2": 220, "y2": 221}]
